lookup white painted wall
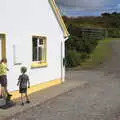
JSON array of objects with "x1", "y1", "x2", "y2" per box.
[{"x1": 0, "y1": 0, "x2": 65, "y2": 91}]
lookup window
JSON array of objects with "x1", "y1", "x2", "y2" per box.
[{"x1": 32, "y1": 36, "x2": 47, "y2": 68}]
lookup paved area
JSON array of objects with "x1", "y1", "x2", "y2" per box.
[
  {"x1": 2, "y1": 39, "x2": 120, "y2": 120},
  {"x1": 5, "y1": 70, "x2": 120, "y2": 120},
  {"x1": 0, "y1": 77, "x2": 88, "y2": 120}
]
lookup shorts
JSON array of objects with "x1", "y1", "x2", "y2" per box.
[
  {"x1": 0, "y1": 75, "x2": 7, "y2": 87},
  {"x1": 19, "y1": 88, "x2": 27, "y2": 93}
]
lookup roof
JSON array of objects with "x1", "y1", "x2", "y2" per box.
[{"x1": 48, "y1": 0, "x2": 70, "y2": 38}]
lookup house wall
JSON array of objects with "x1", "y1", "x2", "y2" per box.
[{"x1": 0, "y1": 0, "x2": 65, "y2": 91}]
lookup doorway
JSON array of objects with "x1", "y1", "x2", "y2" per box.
[
  {"x1": 0, "y1": 34, "x2": 6, "y2": 60},
  {"x1": 0, "y1": 34, "x2": 6, "y2": 96}
]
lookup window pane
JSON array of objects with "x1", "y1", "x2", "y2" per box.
[
  {"x1": 33, "y1": 47, "x2": 37, "y2": 61},
  {"x1": 38, "y1": 47, "x2": 42, "y2": 61},
  {"x1": 39, "y1": 38, "x2": 43, "y2": 45},
  {"x1": 32, "y1": 36, "x2": 46, "y2": 62},
  {"x1": 33, "y1": 37, "x2": 37, "y2": 47},
  {"x1": 42, "y1": 47, "x2": 45, "y2": 61}
]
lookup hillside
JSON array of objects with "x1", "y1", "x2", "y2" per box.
[
  {"x1": 63, "y1": 12, "x2": 120, "y2": 68},
  {"x1": 63, "y1": 12, "x2": 120, "y2": 38}
]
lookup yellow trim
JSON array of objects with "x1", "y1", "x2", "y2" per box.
[
  {"x1": 32, "y1": 36, "x2": 47, "y2": 68},
  {"x1": 44, "y1": 38, "x2": 47, "y2": 62},
  {"x1": 10, "y1": 79, "x2": 62, "y2": 100},
  {"x1": 31, "y1": 62, "x2": 48, "y2": 68},
  {"x1": 32, "y1": 35, "x2": 46, "y2": 40},
  {"x1": 0, "y1": 34, "x2": 6, "y2": 59},
  {"x1": 49, "y1": 0, "x2": 69, "y2": 38}
]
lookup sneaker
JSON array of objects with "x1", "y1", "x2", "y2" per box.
[
  {"x1": 8, "y1": 94, "x2": 12, "y2": 97},
  {"x1": 0, "y1": 95, "x2": 3, "y2": 98},
  {"x1": 26, "y1": 100, "x2": 30, "y2": 104},
  {"x1": 6, "y1": 95, "x2": 11, "y2": 101}
]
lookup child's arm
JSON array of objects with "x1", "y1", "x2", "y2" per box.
[
  {"x1": 17, "y1": 80, "x2": 20, "y2": 86},
  {"x1": 5, "y1": 64, "x2": 9, "y2": 71},
  {"x1": 27, "y1": 76, "x2": 30, "y2": 88},
  {"x1": 17, "y1": 76, "x2": 21, "y2": 86},
  {"x1": 6, "y1": 68, "x2": 9, "y2": 71}
]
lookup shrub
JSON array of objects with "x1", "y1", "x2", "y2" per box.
[
  {"x1": 65, "y1": 25, "x2": 106, "y2": 68},
  {"x1": 65, "y1": 50, "x2": 81, "y2": 67}
]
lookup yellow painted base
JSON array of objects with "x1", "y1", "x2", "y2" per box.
[{"x1": 10, "y1": 79, "x2": 62, "y2": 100}]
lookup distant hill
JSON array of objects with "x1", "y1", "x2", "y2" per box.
[
  {"x1": 63, "y1": 12, "x2": 120, "y2": 38},
  {"x1": 63, "y1": 12, "x2": 120, "y2": 67}
]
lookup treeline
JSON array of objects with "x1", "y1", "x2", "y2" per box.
[
  {"x1": 65, "y1": 25, "x2": 107, "y2": 67},
  {"x1": 63, "y1": 12, "x2": 120, "y2": 38},
  {"x1": 63, "y1": 12, "x2": 120, "y2": 67}
]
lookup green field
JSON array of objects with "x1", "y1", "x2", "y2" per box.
[{"x1": 80, "y1": 38, "x2": 113, "y2": 69}]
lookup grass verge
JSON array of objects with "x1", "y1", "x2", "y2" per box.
[{"x1": 80, "y1": 38, "x2": 113, "y2": 69}]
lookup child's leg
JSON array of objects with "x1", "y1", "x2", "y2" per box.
[
  {"x1": 4, "y1": 86, "x2": 12, "y2": 96},
  {"x1": 0, "y1": 85, "x2": 2, "y2": 97},
  {"x1": 2, "y1": 77, "x2": 12, "y2": 97},
  {"x1": 25, "y1": 93, "x2": 30, "y2": 103},
  {"x1": 1, "y1": 87, "x2": 4, "y2": 97},
  {"x1": 1, "y1": 87, "x2": 7, "y2": 98},
  {"x1": 21, "y1": 93, "x2": 24, "y2": 105},
  {"x1": 3, "y1": 86, "x2": 12, "y2": 101},
  {"x1": 4, "y1": 87, "x2": 10, "y2": 95}
]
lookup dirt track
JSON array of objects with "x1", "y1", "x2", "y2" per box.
[
  {"x1": 96, "y1": 40, "x2": 120, "y2": 77},
  {"x1": 7, "y1": 39, "x2": 120, "y2": 120}
]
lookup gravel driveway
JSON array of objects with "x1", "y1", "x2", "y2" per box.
[{"x1": 7, "y1": 40, "x2": 120, "y2": 120}]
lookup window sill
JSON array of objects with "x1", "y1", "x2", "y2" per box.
[{"x1": 31, "y1": 62, "x2": 48, "y2": 68}]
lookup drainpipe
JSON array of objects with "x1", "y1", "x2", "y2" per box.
[{"x1": 61, "y1": 37, "x2": 69, "y2": 83}]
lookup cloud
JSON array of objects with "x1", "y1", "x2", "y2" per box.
[
  {"x1": 55, "y1": 0, "x2": 120, "y2": 16},
  {"x1": 56, "y1": 0, "x2": 106, "y2": 10},
  {"x1": 117, "y1": 4, "x2": 120, "y2": 8}
]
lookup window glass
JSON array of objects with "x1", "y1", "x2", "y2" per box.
[
  {"x1": 33, "y1": 37, "x2": 37, "y2": 47},
  {"x1": 32, "y1": 36, "x2": 46, "y2": 62},
  {"x1": 38, "y1": 47, "x2": 42, "y2": 61},
  {"x1": 33, "y1": 47, "x2": 37, "y2": 61},
  {"x1": 39, "y1": 38, "x2": 43, "y2": 45}
]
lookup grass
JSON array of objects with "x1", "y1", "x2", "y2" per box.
[{"x1": 80, "y1": 38, "x2": 113, "y2": 69}]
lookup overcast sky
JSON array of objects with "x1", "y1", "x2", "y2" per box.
[{"x1": 55, "y1": 0, "x2": 120, "y2": 16}]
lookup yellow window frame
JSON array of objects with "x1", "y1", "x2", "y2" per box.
[
  {"x1": 31, "y1": 36, "x2": 47, "y2": 68},
  {"x1": 0, "y1": 34, "x2": 6, "y2": 59}
]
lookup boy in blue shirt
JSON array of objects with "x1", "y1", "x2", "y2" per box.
[{"x1": 17, "y1": 66, "x2": 30, "y2": 106}]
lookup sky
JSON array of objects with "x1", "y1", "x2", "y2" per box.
[{"x1": 55, "y1": 0, "x2": 120, "y2": 16}]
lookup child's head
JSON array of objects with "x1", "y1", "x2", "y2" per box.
[
  {"x1": 1, "y1": 58, "x2": 7, "y2": 63},
  {"x1": 21, "y1": 66, "x2": 27, "y2": 73}
]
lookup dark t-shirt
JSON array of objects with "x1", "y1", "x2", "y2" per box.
[{"x1": 18, "y1": 74, "x2": 29, "y2": 89}]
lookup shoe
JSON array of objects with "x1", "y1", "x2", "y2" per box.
[
  {"x1": 21, "y1": 102, "x2": 24, "y2": 106},
  {"x1": 26, "y1": 100, "x2": 30, "y2": 104},
  {"x1": 7, "y1": 93, "x2": 12, "y2": 101},
  {"x1": 8, "y1": 94, "x2": 12, "y2": 97},
  {"x1": 7, "y1": 95, "x2": 11, "y2": 101},
  {"x1": 0, "y1": 95, "x2": 3, "y2": 98}
]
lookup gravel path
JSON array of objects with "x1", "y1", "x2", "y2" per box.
[
  {"x1": 8, "y1": 40, "x2": 120, "y2": 120},
  {"x1": 96, "y1": 40, "x2": 120, "y2": 78}
]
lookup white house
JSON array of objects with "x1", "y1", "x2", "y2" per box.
[{"x1": 0, "y1": 0, "x2": 69, "y2": 99}]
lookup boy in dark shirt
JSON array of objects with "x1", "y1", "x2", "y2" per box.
[{"x1": 17, "y1": 66, "x2": 30, "y2": 106}]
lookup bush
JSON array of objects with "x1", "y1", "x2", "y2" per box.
[
  {"x1": 65, "y1": 25, "x2": 106, "y2": 68},
  {"x1": 80, "y1": 52, "x2": 89, "y2": 62},
  {"x1": 107, "y1": 28, "x2": 120, "y2": 38},
  {"x1": 65, "y1": 50, "x2": 81, "y2": 67}
]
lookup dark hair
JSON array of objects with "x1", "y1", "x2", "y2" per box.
[
  {"x1": 0, "y1": 58, "x2": 7, "y2": 63},
  {"x1": 21, "y1": 66, "x2": 27, "y2": 73}
]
